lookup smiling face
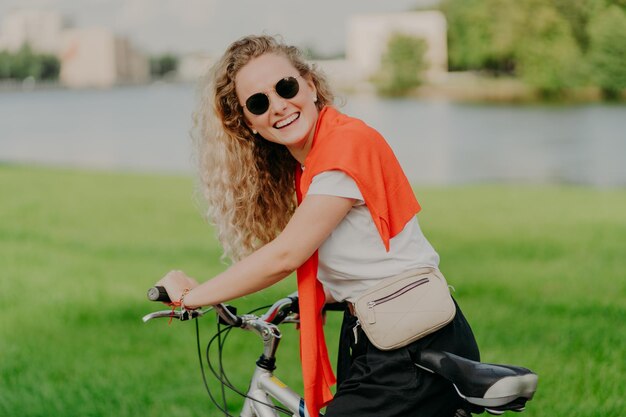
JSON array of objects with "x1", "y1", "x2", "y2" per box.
[{"x1": 235, "y1": 53, "x2": 319, "y2": 162}]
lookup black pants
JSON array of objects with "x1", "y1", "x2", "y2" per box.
[{"x1": 324, "y1": 299, "x2": 480, "y2": 417}]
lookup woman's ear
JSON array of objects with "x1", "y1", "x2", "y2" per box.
[{"x1": 242, "y1": 117, "x2": 257, "y2": 134}]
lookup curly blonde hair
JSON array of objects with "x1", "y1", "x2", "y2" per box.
[{"x1": 192, "y1": 35, "x2": 335, "y2": 261}]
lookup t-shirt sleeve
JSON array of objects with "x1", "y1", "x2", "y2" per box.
[{"x1": 307, "y1": 170, "x2": 364, "y2": 204}]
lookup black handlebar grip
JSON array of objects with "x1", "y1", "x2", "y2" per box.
[{"x1": 147, "y1": 286, "x2": 171, "y2": 302}]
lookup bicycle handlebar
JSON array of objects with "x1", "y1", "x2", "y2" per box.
[
  {"x1": 146, "y1": 286, "x2": 302, "y2": 327},
  {"x1": 144, "y1": 287, "x2": 347, "y2": 368},
  {"x1": 146, "y1": 285, "x2": 242, "y2": 326},
  {"x1": 144, "y1": 287, "x2": 301, "y2": 398}
]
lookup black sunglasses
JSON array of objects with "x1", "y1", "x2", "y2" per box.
[{"x1": 243, "y1": 76, "x2": 301, "y2": 115}]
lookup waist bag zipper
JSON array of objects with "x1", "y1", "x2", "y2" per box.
[{"x1": 366, "y1": 277, "x2": 430, "y2": 324}]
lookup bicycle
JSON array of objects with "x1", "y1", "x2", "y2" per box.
[{"x1": 144, "y1": 287, "x2": 538, "y2": 417}]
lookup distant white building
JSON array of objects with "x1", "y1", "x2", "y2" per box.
[
  {"x1": 347, "y1": 11, "x2": 448, "y2": 82},
  {"x1": 0, "y1": 9, "x2": 68, "y2": 54},
  {"x1": 60, "y1": 28, "x2": 149, "y2": 88}
]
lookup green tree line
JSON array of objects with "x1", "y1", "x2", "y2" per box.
[
  {"x1": 0, "y1": 47, "x2": 180, "y2": 83},
  {"x1": 0, "y1": 44, "x2": 60, "y2": 81},
  {"x1": 441, "y1": 0, "x2": 626, "y2": 98}
]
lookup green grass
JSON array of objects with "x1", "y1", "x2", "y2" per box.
[{"x1": 1, "y1": 164, "x2": 625, "y2": 417}]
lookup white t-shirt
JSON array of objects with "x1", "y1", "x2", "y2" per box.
[{"x1": 307, "y1": 170, "x2": 440, "y2": 302}]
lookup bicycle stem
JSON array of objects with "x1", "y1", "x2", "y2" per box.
[{"x1": 241, "y1": 316, "x2": 282, "y2": 362}]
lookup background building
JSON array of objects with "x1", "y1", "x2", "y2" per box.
[
  {"x1": 347, "y1": 11, "x2": 448, "y2": 82},
  {"x1": 59, "y1": 28, "x2": 148, "y2": 88}
]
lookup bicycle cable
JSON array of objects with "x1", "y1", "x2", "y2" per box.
[
  {"x1": 207, "y1": 309, "x2": 292, "y2": 416},
  {"x1": 195, "y1": 305, "x2": 292, "y2": 416},
  {"x1": 206, "y1": 315, "x2": 292, "y2": 416},
  {"x1": 195, "y1": 319, "x2": 237, "y2": 417},
  {"x1": 216, "y1": 321, "x2": 229, "y2": 412}
]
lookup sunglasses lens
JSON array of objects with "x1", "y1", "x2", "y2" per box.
[
  {"x1": 276, "y1": 77, "x2": 300, "y2": 99},
  {"x1": 246, "y1": 93, "x2": 270, "y2": 115}
]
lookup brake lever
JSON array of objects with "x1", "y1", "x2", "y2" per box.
[{"x1": 142, "y1": 308, "x2": 210, "y2": 323}]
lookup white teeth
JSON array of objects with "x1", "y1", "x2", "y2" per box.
[{"x1": 275, "y1": 113, "x2": 299, "y2": 128}]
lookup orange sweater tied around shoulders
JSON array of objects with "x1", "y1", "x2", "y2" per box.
[{"x1": 295, "y1": 106, "x2": 421, "y2": 416}]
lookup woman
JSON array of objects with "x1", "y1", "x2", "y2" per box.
[{"x1": 156, "y1": 34, "x2": 480, "y2": 417}]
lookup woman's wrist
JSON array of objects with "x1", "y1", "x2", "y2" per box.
[{"x1": 179, "y1": 288, "x2": 196, "y2": 310}]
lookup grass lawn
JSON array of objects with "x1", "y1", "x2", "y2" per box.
[{"x1": 1, "y1": 164, "x2": 624, "y2": 417}]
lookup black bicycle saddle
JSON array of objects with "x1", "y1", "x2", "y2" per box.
[{"x1": 415, "y1": 350, "x2": 538, "y2": 415}]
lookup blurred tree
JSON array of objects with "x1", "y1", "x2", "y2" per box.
[
  {"x1": 149, "y1": 53, "x2": 179, "y2": 79},
  {"x1": 0, "y1": 51, "x2": 10, "y2": 79},
  {"x1": 552, "y1": 0, "x2": 605, "y2": 52},
  {"x1": 372, "y1": 33, "x2": 427, "y2": 96},
  {"x1": 587, "y1": 5, "x2": 626, "y2": 98},
  {"x1": 441, "y1": 0, "x2": 524, "y2": 73},
  {"x1": 0, "y1": 44, "x2": 60, "y2": 81},
  {"x1": 486, "y1": 0, "x2": 525, "y2": 74},
  {"x1": 515, "y1": 4, "x2": 587, "y2": 97},
  {"x1": 441, "y1": 0, "x2": 626, "y2": 99},
  {"x1": 38, "y1": 54, "x2": 60, "y2": 80},
  {"x1": 11, "y1": 45, "x2": 39, "y2": 79},
  {"x1": 441, "y1": 0, "x2": 491, "y2": 70}
]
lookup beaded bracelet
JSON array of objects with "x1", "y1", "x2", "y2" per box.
[
  {"x1": 168, "y1": 288, "x2": 193, "y2": 324},
  {"x1": 179, "y1": 288, "x2": 191, "y2": 310}
]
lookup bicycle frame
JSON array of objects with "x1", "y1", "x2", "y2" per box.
[{"x1": 241, "y1": 366, "x2": 309, "y2": 417}]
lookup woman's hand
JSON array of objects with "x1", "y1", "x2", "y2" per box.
[{"x1": 155, "y1": 270, "x2": 199, "y2": 305}]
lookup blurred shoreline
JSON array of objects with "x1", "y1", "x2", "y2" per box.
[
  {"x1": 415, "y1": 73, "x2": 622, "y2": 104},
  {"x1": 2, "y1": 74, "x2": 623, "y2": 104}
]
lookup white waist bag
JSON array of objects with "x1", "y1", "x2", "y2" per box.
[{"x1": 353, "y1": 267, "x2": 456, "y2": 351}]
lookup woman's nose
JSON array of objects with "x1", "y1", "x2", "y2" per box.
[{"x1": 268, "y1": 91, "x2": 288, "y2": 114}]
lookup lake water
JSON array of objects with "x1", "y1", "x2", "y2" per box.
[{"x1": 1, "y1": 83, "x2": 625, "y2": 187}]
